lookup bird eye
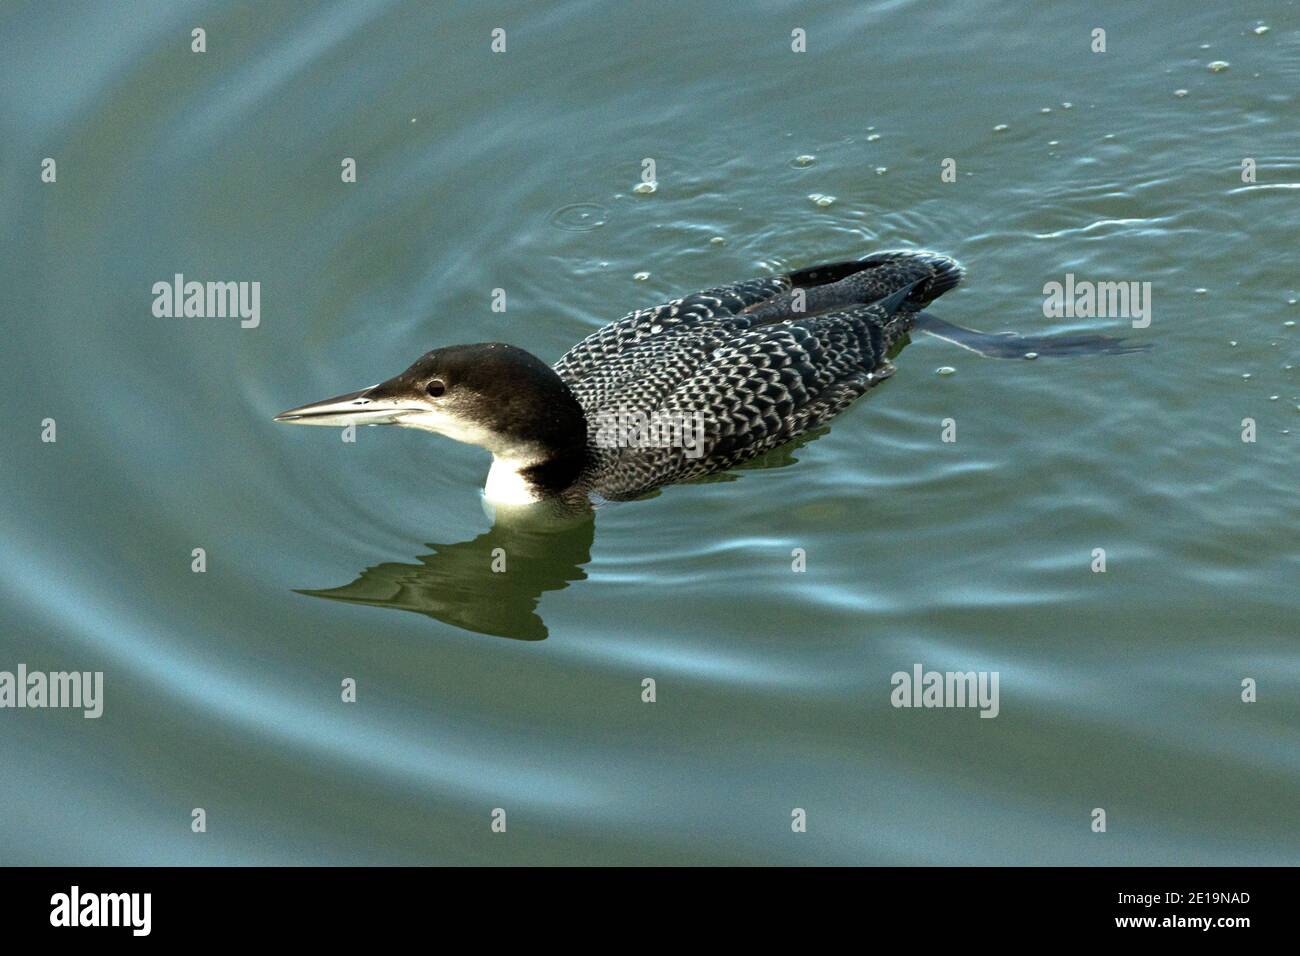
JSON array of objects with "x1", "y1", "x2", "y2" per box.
[{"x1": 426, "y1": 379, "x2": 446, "y2": 398}]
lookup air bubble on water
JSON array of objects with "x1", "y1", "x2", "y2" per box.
[
  {"x1": 710, "y1": 236, "x2": 725, "y2": 245},
  {"x1": 1048, "y1": 140, "x2": 1059, "y2": 146},
  {"x1": 1207, "y1": 61, "x2": 1230, "y2": 72},
  {"x1": 633, "y1": 181, "x2": 657, "y2": 195},
  {"x1": 1229, "y1": 340, "x2": 1238, "y2": 346},
  {"x1": 634, "y1": 271, "x2": 650, "y2": 281},
  {"x1": 874, "y1": 167, "x2": 888, "y2": 175},
  {"x1": 808, "y1": 193, "x2": 835, "y2": 207},
  {"x1": 994, "y1": 124, "x2": 1008, "y2": 132},
  {"x1": 867, "y1": 134, "x2": 881, "y2": 142},
  {"x1": 549, "y1": 202, "x2": 608, "y2": 232},
  {"x1": 1174, "y1": 89, "x2": 1189, "y2": 97},
  {"x1": 1061, "y1": 102, "x2": 1073, "y2": 109},
  {"x1": 1254, "y1": 24, "x2": 1269, "y2": 35},
  {"x1": 1195, "y1": 288, "x2": 1207, "y2": 295},
  {"x1": 1285, "y1": 320, "x2": 1296, "y2": 328},
  {"x1": 937, "y1": 366, "x2": 956, "y2": 376},
  {"x1": 792, "y1": 155, "x2": 816, "y2": 167},
  {"x1": 1241, "y1": 372, "x2": 1252, "y2": 380},
  {"x1": 1269, "y1": 395, "x2": 1279, "y2": 401},
  {"x1": 1023, "y1": 352, "x2": 1039, "y2": 360},
  {"x1": 1040, "y1": 107, "x2": 1052, "y2": 114}
]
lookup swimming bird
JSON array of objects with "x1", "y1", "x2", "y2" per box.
[{"x1": 274, "y1": 250, "x2": 1136, "y2": 506}]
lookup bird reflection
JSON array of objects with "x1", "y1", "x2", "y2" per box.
[
  {"x1": 292, "y1": 430, "x2": 832, "y2": 639},
  {"x1": 296, "y1": 507, "x2": 595, "y2": 641}
]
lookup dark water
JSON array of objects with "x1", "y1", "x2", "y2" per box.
[{"x1": 1, "y1": 1, "x2": 1297, "y2": 864}]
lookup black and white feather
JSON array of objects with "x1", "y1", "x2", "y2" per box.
[{"x1": 555, "y1": 250, "x2": 964, "y2": 500}]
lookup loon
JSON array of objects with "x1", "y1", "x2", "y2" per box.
[{"x1": 275, "y1": 250, "x2": 1136, "y2": 506}]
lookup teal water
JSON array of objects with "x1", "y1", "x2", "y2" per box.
[{"x1": 1, "y1": 1, "x2": 1297, "y2": 865}]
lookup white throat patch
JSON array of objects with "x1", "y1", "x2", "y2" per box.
[
  {"x1": 484, "y1": 456, "x2": 542, "y2": 505},
  {"x1": 396, "y1": 409, "x2": 546, "y2": 504}
]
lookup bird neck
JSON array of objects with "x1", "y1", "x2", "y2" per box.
[
  {"x1": 482, "y1": 392, "x2": 589, "y2": 503},
  {"x1": 485, "y1": 442, "x2": 588, "y2": 504}
]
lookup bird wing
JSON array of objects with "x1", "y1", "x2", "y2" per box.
[
  {"x1": 554, "y1": 275, "x2": 791, "y2": 408},
  {"x1": 555, "y1": 251, "x2": 962, "y2": 412},
  {"x1": 589, "y1": 300, "x2": 900, "y2": 499}
]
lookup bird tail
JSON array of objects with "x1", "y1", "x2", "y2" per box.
[
  {"x1": 788, "y1": 250, "x2": 964, "y2": 312},
  {"x1": 740, "y1": 251, "x2": 964, "y2": 328},
  {"x1": 784, "y1": 253, "x2": 1144, "y2": 356}
]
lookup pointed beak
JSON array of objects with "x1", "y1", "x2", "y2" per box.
[{"x1": 274, "y1": 385, "x2": 421, "y2": 427}]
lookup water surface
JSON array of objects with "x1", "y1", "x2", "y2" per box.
[{"x1": 1, "y1": 0, "x2": 1297, "y2": 864}]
